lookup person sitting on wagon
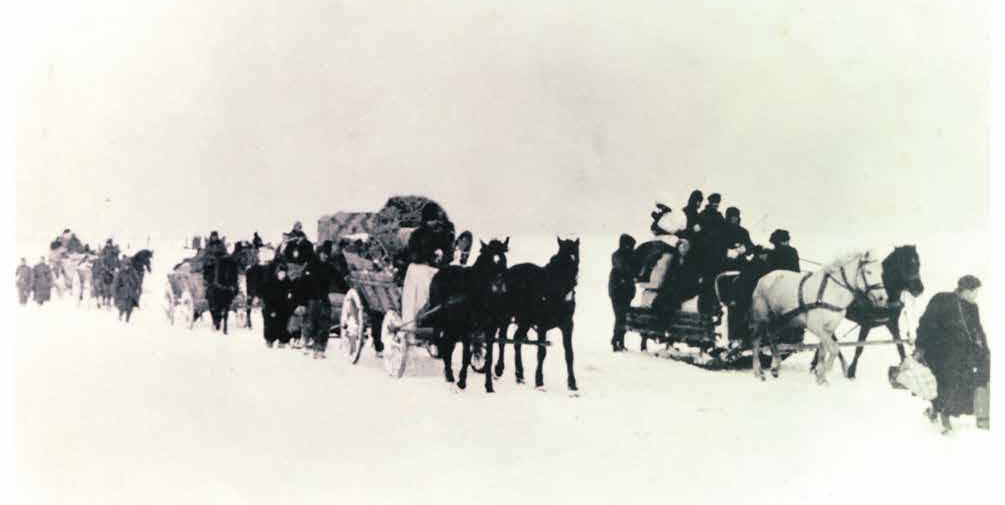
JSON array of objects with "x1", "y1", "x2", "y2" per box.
[
  {"x1": 452, "y1": 231, "x2": 474, "y2": 266},
  {"x1": 203, "y1": 231, "x2": 228, "y2": 258},
  {"x1": 721, "y1": 207, "x2": 755, "y2": 270},
  {"x1": 729, "y1": 245, "x2": 772, "y2": 343},
  {"x1": 767, "y1": 229, "x2": 800, "y2": 273},
  {"x1": 681, "y1": 190, "x2": 704, "y2": 240},
  {"x1": 407, "y1": 203, "x2": 456, "y2": 268}
]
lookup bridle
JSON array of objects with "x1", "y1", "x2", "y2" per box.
[{"x1": 830, "y1": 256, "x2": 885, "y2": 302}]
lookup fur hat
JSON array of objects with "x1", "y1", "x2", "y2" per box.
[
  {"x1": 725, "y1": 207, "x2": 740, "y2": 219},
  {"x1": 708, "y1": 193, "x2": 722, "y2": 204}
]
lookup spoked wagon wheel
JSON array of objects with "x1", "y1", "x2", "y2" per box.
[
  {"x1": 339, "y1": 289, "x2": 367, "y2": 364},
  {"x1": 381, "y1": 310, "x2": 410, "y2": 378}
]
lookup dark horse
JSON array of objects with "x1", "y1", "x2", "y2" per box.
[
  {"x1": 203, "y1": 253, "x2": 241, "y2": 335},
  {"x1": 810, "y1": 245, "x2": 924, "y2": 378},
  {"x1": 426, "y1": 238, "x2": 510, "y2": 393},
  {"x1": 128, "y1": 249, "x2": 154, "y2": 307},
  {"x1": 493, "y1": 238, "x2": 580, "y2": 392}
]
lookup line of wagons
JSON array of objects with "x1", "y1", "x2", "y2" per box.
[{"x1": 161, "y1": 200, "x2": 916, "y2": 385}]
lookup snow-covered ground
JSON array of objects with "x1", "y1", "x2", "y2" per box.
[{"x1": 13, "y1": 237, "x2": 999, "y2": 505}]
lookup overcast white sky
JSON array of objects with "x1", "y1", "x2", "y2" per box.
[{"x1": 14, "y1": 1, "x2": 989, "y2": 247}]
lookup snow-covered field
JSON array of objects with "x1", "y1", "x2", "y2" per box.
[{"x1": 13, "y1": 237, "x2": 999, "y2": 505}]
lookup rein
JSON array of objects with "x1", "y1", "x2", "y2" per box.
[{"x1": 778, "y1": 255, "x2": 884, "y2": 325}]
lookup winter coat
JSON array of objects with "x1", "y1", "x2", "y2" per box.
[
  {"x1": 203, "y1": 238, "x2": 228, "y2": 258},
  {"x1": 260, "y1": 275, "x2": 295, "y2": 320},
  {"x1": 720, "y1": 222, "x2": 754, "y2": 266},
  {"x1": 608, "y1": 248, "x2": 637, "y2": 304},
  {"x1": 32, "y1": 264, "x2": 52, "y2": 292},
  {"x1": 736, "y1": 257, "x2": 772, "y2": 310},
  {"x1": 407, "y1": 221, "x2": 456, "y2": 267},
  {"x1": 767, "y1": 245, "x2": 800, "y2": 273},
  {"x1": 252, "y1": 234, "x2": 264, "y2": 249},
  {"x1": 16, "y1": 265, "x2": 33, "y2": 290},
  {"x1": 916, "y1": 292, "x2": 990, "y2": 417},
  {"x1": 112, "y1": 266, "x2": 140, "y2": 311},
  {"x1": 281, "y1": 238, "x2": 315, "y2": 265}
]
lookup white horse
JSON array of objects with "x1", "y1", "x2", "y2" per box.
[{"x1": 749, "y1": 250, "x2": 888, "y2": 384}]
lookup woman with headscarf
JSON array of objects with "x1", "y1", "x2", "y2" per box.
[{"x1": 916, "y1": 275, "x2": 990, "y2": 433}]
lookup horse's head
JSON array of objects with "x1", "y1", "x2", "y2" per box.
[
  {"x1": 476, "y1": 237, "x2": 510, "y2": 295},
  {"x1": 856, "y1": 250, "x2": 888, "y2": 307},
  {"x1": 553, "y1": 237, "x2": 580, "y2": 269},
  {"x1": 882, "y1": 245, "x2": 923, "y2": 299},
  {"x1": 133, "y1": 249, "x2": 153, "y2": 273}
]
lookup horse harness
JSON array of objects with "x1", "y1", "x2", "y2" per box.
[{"x1": 774, "y1": 256, "x2": 884, "y2": 326}]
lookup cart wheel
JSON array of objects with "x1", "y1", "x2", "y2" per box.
[
  {"x1": 381, "y1": 311, "x2": 409, "y2": 378},
  {"x1": 177, "y1": 291, "x2": 195, "y2": 329},
  {"x1": 339, "y1": 289, "x2": 367, "y2": 364},
  {"x1": 469, "y1": 333, "x2": 488, "y2": 374},
  {"x1": 164, "y1": 289, "x2": 176, "y2": 325}
]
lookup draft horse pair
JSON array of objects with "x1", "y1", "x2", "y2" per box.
[
  {"x1": 425, "y1": 238, "x2": 580, "y2": 395},
  {"x1": 749, "y1": 245, "x2": 922, "y2": 384}
]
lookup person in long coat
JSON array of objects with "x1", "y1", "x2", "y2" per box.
[
  {"x1": 32, "y1": 257, "x2": 53, "y2": 306},
  {"x1": 681, "y1": 190, "x2": 704, "y2": 240},
  {"x1": 111, "y1": 260, "x2": 141, "y2": 322},
  {"x1": 16, "y1": 258, "x2": 33, "y2": 305},
  {"x1": 916, "y1": 275, "x2": 990, "y2": 433},
  {"x1": 608, "y1": 234, "x2": 637, "y2": 352},
  {"x1": 260, "y1": 264, "x2": 295, "y2": 348},
  {"x1": 767, "y1": 229, "x2": 800, "y2": 273}
]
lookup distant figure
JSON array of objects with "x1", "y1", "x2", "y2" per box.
[
  {"x1": 16, "y1": 258, "x2": 33, "y2": 305},
  {"x1": 192, "y1": 236, "x2": 202, "y2": 250},
  {"x1": 32, "y1": 257, "x2": 53, "y2": 306},
  {"x1": 203, "y1": 231, "x2": 228, "y2": 258},
  {"x1": 608, "y1": 234, "x2": 637, "y2": 352},
  {"x1": 916, "y1": 275, "x2": 990, "y2": 433},
  {"x1": 111, "y1": 259, "x2": 141, "y2": 322},
  {"x1": 252, "y1": 232, "x2": 264, "y2": 249},
  {"x1": 767, "y1": 229, "x2": 800, "y2": 273}
]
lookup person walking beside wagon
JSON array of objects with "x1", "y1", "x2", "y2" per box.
[
  {"x1": 608, "y1": 234, "x2": 637, "y2": 352},
  {"x1": 261, "y1": 264, "x2": 295, "y2": 349},
  {"x1": 16, "y1": 258, "x2": 33, "y2": 305},
  {"x1": 303, "y1": 242, "x2": 339, "y2": 359},
  {"x1": 915, "y1": 275, "x2": 990, "y2": 433},
  {"x1": 32, "y1": 257, "x2": 53, "y2": 306}
]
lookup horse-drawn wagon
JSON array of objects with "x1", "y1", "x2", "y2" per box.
[{"x1": 318, "y1": 197, "x2": 490, "y2": 378}]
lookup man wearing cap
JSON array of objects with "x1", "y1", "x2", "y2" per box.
[
  {"x1": 915, "y1": 275, "x2": 990, "y2": 433},
  {"x1": 767, "y1": 229, "x2": 800, "y2": 273},
  {"x1": 721, "y1": 207, "x2": 754, "y2": 268},
  {"x1": 16, "y1": 258, "x2": 33, "y2": 305}
]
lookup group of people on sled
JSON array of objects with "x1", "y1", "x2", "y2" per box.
[{"x1": 608, "y1": 190, "x2": 800, "y2": 352}]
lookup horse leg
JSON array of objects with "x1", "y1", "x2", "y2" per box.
[
  {"x1": 561, "y1": 322, "x2": 577, "y2": 391},
  {"x1": 458, "y1": 337, "x2": 470, "y2": 390},
  {"x1": 769, "y1": 340, "x2": 781, "y2": 378},
  {"x1": 442, "y1": 337, "x2": 456, "y2": 383},
  {"x1": 888, "y1": 319, "x2": 907, "y2": 362},
  {"x1": 493, "y1": 325, "x2": 507, "y2": 378},
  {"x1": 223, "y1": 310, "x2": 229, "y2": 335},
  {"x1": 534, "y1": 327, "x2": 548, "y2": 389},
  {"x1": 484, "y1": 329, "x2": 495, "y2": 393},
  {"x1": 513, "y1": 324, "x2": 529, "y2": 384},
  {"x1": 751, "y1": 326, "x2": 765, "y2": 381},
  {"x1": 846, "y1": 325, "x2": 870, "y2": 379}
]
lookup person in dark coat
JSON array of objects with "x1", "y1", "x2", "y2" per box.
[
  {"x1": 305, "y1": 243, "x2": 339, "y2": 358},
  {"x1": 721, "y1": 207, "x2": 755, "y2": 270},
  {"x1": 260, "y1": 264, "x2": 295, "y2": 348},
  {"x1": 111, "y1": 259, "x2": 141, "y2": 322},
  {"x1": 329, "y1": 240, "x2": 351, "y2": 294},
  {"x1": 288, "y1": 221, "x2": 308, "y2": 241},
  {"x1": 767, "y1": 229, "x2": 800, "y2": 273},
  {"x1": 252, "y1": 232, "x2": 264, "y2": 249},
  {"x1": 609, "y1": 234, "x2": 637, "y2": 352},
  {"x1": 916, "y1": 275, "x2": 990, "y2": 433},
  {"x1": 280, "y1": 232, "x2": 315, "y2": 268},
  {"x1": 729, "y1": 245, "x2": 772, "y2": 343},
  {"x1": 406, "y1": 204, "x2": 456, "y2": 267},
  {"x1": 681, "y1": 190, "x2": 704, "y2": 239},
  {"x1": 32, "y1": 257, "x2": 53, "y2": 306},
  {"x1": 651, "y1": 238, "x2": 702, "y2": 323},
  {"x1": 16, "y1": 258, "x2": 33, "y2": 305},
  {"x1": 203, "y1": 231, "x2": 228, "y2": 258}
]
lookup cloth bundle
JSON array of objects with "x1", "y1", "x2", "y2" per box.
[{"x1": 892, "y1": 355, "x2": 938, "y2": 401}]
